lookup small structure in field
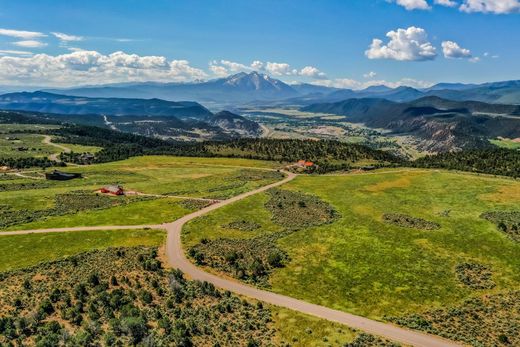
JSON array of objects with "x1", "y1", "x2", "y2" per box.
[
  {"x1": 100, "y1": 185, "x2": 124, "y2": 196},
  {"x1": 80, "y1": 153, "x2": 95, "y2": 161},
  {"x1": 45, "y1": 170, "x2": 82, "y2": 181},
  {"x1": 5, "y1": 136, "x2": 19, "y2": 141},
  {"x1": 297, "y1": 160, "x2": 315, "y2": 168},
  {"x1": 360, "y1": 165, "x2": 376, "y2": 171}
]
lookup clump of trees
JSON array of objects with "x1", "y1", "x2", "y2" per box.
[
  {"x1": 48, "y1": 125, "x2": 400, "y2": 172},
  {"x1": 382, "y1": 213, "x2": 440, "y2": 231},
  {"x1": 481, "y1": 211, "x2": 520, "y2": 242},
  {"x1": 455, "y1": 262, "x2": 495, "y2": 289},
  {"x1": 188, "y1": 233, "x2": 289, "y2": 286},
  {"x1": 0, "y1": 157, "x2": 63, "y2": 169},
  {"x1": 265, "y1": 189, "x2": 340, "y2": 230},
  {"x1": 223, "y1": 220, "x2": 261, "y2": 232}
]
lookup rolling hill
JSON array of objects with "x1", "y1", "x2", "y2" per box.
[
  {"x1": 0, "y1": 91, "x2": 212, "y2": 119},
  {"x1": 0, "y1": 93, "x2": 262, "y2": 140},
  {"x1": 302, "y1": 97, "x2": 520, "y2": 152}
]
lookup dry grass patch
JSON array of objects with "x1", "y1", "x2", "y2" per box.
[{"x1": 480, "y1": 185, "x2": 520, "y2": 203}]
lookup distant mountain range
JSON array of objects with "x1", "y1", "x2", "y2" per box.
[
  {"x1": 302, "y1": 96, "x2": 520, "y2": 152},
  {"x1": 40, "y1": 72, "x2": 520, "y2": 106},
  {"x1": 0, "y1": 91, "x2": 212, "y2": 118},
  {"x1": 290, "y1": 81, "x2": 520, "y2": 105},
  {"x1": 44, "y1": 72, "x2": 300, "y2": 106},
  {"x1": 0, "y1": 91, "x2": 261, "y2": 140}
]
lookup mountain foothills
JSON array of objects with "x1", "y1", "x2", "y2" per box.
[
  {"x1": 0, "y1": 92, "x2": 262, "y2": 140},
  {"x1": 302, "y1": 96, "x2": 520, "y2": 152}
]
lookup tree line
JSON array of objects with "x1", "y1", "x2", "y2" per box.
[
  {"x1": 2, "y1": 123, "x2": 519, "y2": 177},
  {"x1": 411, "y1": 148, "x2": 520, "y2": 178}
]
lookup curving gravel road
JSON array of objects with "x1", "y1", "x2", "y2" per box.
[{"x1": 163, "y1": 171, "x2": 461, "y2": 347}]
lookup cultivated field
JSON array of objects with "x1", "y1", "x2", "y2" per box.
[{"x1": 183, "y1": 168, "x2": 520, "y2": 344}]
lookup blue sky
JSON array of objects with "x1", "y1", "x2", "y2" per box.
[{"x1": 0, "y1": 0, "x2": 518, "y2": 88}]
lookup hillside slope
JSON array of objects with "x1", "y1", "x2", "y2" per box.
[{"x1": 302, "y1": 97, "x2": 520, "y2": 152}]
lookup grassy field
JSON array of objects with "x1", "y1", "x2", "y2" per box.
[
  {"x1": 272, "y1": 307, "x2": 358, "y2": 346},
  {"x1": 54, "y1": 141, "x2": 102, "y2": 153},
  {"x1": 0, "y1": 229, "x2": 389, "y2": 346},
  {"x1": 490, "y1": 137, "x2": 520, "y2": 150},
  {"x1": 0, "y1": 229, "x2": 165, "y2": 272},
  {"x1": 1, "y1": 156, "x2": 282, "y2": 231},
  {"x1": 0, "y1": 133, "x2": 57, "y2": 158},
  {"x1": 183, "y1": 169, "x2": 520, "y2": 320}
]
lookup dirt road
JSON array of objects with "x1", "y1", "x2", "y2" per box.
[{"x1": 42, "y1": 135, "x2": 71, "y2": 161}]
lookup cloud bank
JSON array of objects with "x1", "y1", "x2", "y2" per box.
[{"x1": 0, "y1": 50, "x2": 207, "y2": 86}]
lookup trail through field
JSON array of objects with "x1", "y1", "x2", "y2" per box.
[
  {"x1": 42, "y1": 135, "x2": 71, "y2": 161},
  {"x1": 0, "y1": 170, "x2": 462, "y2": 347},
  {"x1": 12, "y1": 172, "x2": 45, "y2": 180}
]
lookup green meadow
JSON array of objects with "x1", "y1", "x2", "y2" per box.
[
  {"x1": 0, "y1": 229, "x2": 165, "y2": 272},
  {"x1": 1, "y1": 156, "x2": 282, "y2": 231},
  {"x1": 490, "y1": 137, "x2": 520, "y2": 150},
  {"x1": 0, "y1": 133, "x2": 57, "y2": 158},
  {"x1": 183, "y1": 169, "x2": 520, "y2": 319}
]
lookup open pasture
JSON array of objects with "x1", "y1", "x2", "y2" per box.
[
  {"x1": 183, "y1": 169, "x2": 520, "y2": 322},
  {"x1": 0, "y1": 229, "x2": 164, "y2": 272},
  {"x1": 1, "y1": 156, "x2": 282, "y2": 231},
  {"x1": 0, "y1": 133, "x2": 57, "y2": 159}
]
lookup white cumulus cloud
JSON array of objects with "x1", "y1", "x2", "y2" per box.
[
  {"x1": 0, "y1": 50, "x2": 33, "y2": 56},
  {"x1": 264, "y1": 62, "x2": 296, "y2": 76},
  {"x1": 314, "y1": 77, "x2": 432, "y2": 90},
  {"x1": 442, "y1": 40, "x2": 472, "y2": 58},
  {"x1": 460, "y1": 0, "x2": 520, "y2": 13},
  {"x1": 0, "y1": 50, "x2": 207, "y2": 87},
  {"x1": 365, "y1": 26, "x2": 437, "y2": 61},
  {"x1": 363, "y1": 71, "x2": 377, "y2": 79},
  {"x1": 299, "y1": 66, "x2": 326, "y2": 79},
  {"x1": 251, "y1": 60, "x2": 264, "y2": 70},
  {"x1": 392, "y1": 0, "x2": 431, "y2": 10}
]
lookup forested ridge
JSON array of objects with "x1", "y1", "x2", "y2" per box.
[
  {"x1": 53, "y1": 126, "x2": 399, "y2": 171},
  {"x1": 2, "y1": 120, "x2": 519, "y2": 177}
]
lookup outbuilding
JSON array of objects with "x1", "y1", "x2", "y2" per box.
[
  {"x1": 45, "y1": 170, "x2": 82, "y2": 181},
  {"x1": 100, "y1": 185, "x2": 124, "y2": 195}
]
